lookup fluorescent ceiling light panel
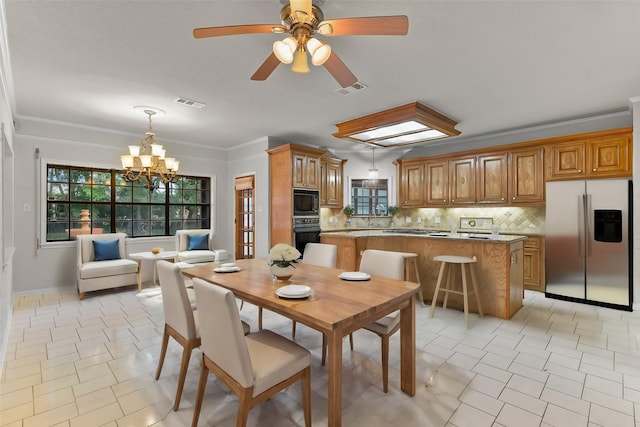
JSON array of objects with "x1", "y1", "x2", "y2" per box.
[{"x1": 333, "y1": 102, "x2": 460, "y2": 148}]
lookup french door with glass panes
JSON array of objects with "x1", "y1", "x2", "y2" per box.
[{"x1": 235, "y1": 175, "x2": 255, "y2": 259}]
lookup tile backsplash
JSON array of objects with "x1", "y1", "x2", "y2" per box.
[{"x1": 321, "y1": 206, "x2": 546, "y2": 235}]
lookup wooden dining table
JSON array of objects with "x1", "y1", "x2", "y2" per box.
[{"x1": 182, "y1": 258, "x2": 420, "y2": 427}]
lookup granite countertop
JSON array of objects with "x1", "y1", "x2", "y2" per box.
[
  {"x1": 321, "y1": 227, "x2": 543, "y2": 237},
  {"x1": 320, "y1": 229, "x2": 528, "y2": 243}
]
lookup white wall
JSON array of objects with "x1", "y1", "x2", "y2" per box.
[
  {"x1": 0, "y1": 2, "x2": 16, "y2": 373},
  {"x1": 11, "y1": 119, "x2": 230, "y2": 294},
  {"x1": 227, "y1": 137, "x2": 270, "y2": 259}
]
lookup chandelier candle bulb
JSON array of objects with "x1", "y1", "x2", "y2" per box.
[
  {"x1": 128, "y1": 145, "x2": 141, "y2": 156},
  {"x1": 121, "y1": 155, "x2": 134, "y2": 168},
  {"x1": 151, "y1": 143, "x2": 164, "y2": 156}
]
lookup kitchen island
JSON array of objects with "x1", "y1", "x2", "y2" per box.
[{"x1": 321, "y1": 230, "x2": 527, "y2": 319}]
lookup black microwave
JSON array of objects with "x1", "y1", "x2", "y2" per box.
[{"x1": 293, "y1": 189, "x2": 320, "y2": 216}]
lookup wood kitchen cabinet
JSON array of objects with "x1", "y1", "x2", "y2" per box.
[
  {"x1": 398, "y1": 159, "x2": 425, "y2": 207},
  {"x1": 545, "y1": 129, "x2": 632, "y2": 181},
  {"x1": 425, "y1": 160, "x2": 449, "y2": 206},
  {"x1": 267, "y1": 144, "x2": 326, "y2": 247},
  {"x1": 509, "y1": 147, "x2": 544, "y2": 203},
  {"x1": 477, "y1": 152, "x2": 508, "y2": 204},
  {"x1": 320, "y1": 156, "x2": 345, "y2": 208},
  {"x1": 292, "y1": 151, "x2": 322, "y2": 189},
  {"x1": 523, "y1": 236, "x2": 545, "y2": 292},
  {"x1": 449, "y1": 156, "x2": 476, "y2": 204}
]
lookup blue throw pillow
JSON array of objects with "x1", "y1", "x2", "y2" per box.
[
  {"x1": 187, "y1": 234, "x2": 209, "y2": 251},
  {"x1": 93, "y1": 239, "x2": 121, "y2": 261}
]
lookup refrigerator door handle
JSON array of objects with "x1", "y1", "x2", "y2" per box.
[
  {"x1": 579, "y1": 194, "x2": 587, "y2": 257},
  {"x1": 584, "y1": 193, "x2": 592, "y2": 257}
]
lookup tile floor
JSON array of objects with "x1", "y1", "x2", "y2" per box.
[{"x1": 2, "y1": 285, "x2": 640, "y2": 427}]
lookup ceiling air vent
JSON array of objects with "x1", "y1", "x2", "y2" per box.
[
  {"x1": 335, "y1": 82, "x2": 368, "y2": 96},
  {"x1": 174, "y1": 97, "x2": 206, "y2": 108}
]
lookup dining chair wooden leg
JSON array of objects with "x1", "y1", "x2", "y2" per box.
[
  {"x1": 174, "y1": 339, "x2": 196, "y2": 411},
  {"x1": 191, "y1": 356, "x2": 209, "y2": 427},
  {"x1": 381, "y1": 334, "x2": 390, "y2": 393},
  {"x1": 301, "y1": 367, "x2": 312, "y2": 427},
  {"x1": 322, "y1": 333, "x2": 353, "y2": 366},
  {"x1": 321, "y1": 333, "x2": 327, "y2": 366},
  {"x1": 292, "y1": 320, "x2": 297, "y2": 339},
  {"x1": 258, "y1": 307, "x2": 263, "y2": 330},
  {"x1": 155, "y1": 325, "x2": 170, "y2": 380},
  {"x1": 236, "y1": 387, "x2": 253, "y2": 427}
]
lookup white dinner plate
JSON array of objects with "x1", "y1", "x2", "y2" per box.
[
  {"x1": 220, "y1": 262, "x2": 237, "y2": 268},
  {"x1": 213, "y1": 266, "x2": 241, "y2": 273},
  {"x1": 339, "y1": 272, "x2": 371, "y2": 281},
  {"x1": 276, "y1": 284, "x2": 312, "y2": 299}
]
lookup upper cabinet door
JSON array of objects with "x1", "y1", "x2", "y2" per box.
[
  {"x1": 320, "y1": 157, "x2": 344, "y2": 208},
  {"x1": 425, "y1": 160, "x2": 449, "y2": 205},
  {"x1": 449, "y1": 156, "x2": 476, "y2": 204},
  {"x1": 545, "y1": 141, "x2": 586, "y2": 180},
  {"x1": 292, "y1": 153, "x2": 321, "y2": 189},
  {"x1": 477, "y1": 153, "x2": 508, "y2": 204},
  {"x1": 399, "y1": 161, "x2": 425, "y2": 207},
  {"x1": 305, "y1": 155, "x2": 321, "y2": 189},
  {"x1": 509, "y1": 147, "x2": 544, "y2": 203},
  {"x1": 587, "y1": 133, "x2": 631, "y2": 178}
]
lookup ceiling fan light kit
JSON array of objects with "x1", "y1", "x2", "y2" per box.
[
  {"x1": 193, "y1": 0, "x2": 408, "y2": 87},
  {"x1": 333, "y1": 102, "x2": 461, "y2": 148},
  {"x1": 291, "y1": 47, "x2": 310, "y2": 73}
]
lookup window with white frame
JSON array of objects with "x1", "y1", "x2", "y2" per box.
[{"x1": 350, "y1": 179, "x2": 389, "y2": 216}]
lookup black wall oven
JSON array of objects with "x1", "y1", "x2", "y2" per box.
[{"x1": 293, "y1": 217, "x2": 320, "y2": 255}]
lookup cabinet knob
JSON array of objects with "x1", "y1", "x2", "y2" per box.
[
  {"x1": 578, "y1": 169, "x2": 582, "y2": 173},
  {"x1": 593, "y1": 168, "x2": 596, "y2": 172},
  {"x1": 452, "y1": 199, "x2": 455, "y2": 202},
  {"x1": 501, "y1": 198, "x2": 505, "y2": 201},
  {"x1": 443, "y1": 199, "x2": 447, "y2": 203},
  {"x1": 512, "y1": 196, "x2": 516, "y2": 200}
]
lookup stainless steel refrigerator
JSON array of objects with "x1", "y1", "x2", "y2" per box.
[{"x1": 545, "y1": 179, "x2": 633, "y2": 310}]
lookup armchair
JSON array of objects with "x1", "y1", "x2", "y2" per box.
[
  {"x1": 174, "y1": 229, "x2": 228, "y2": 264},
  {"x1": 76, "y1": 233, "x2": 139, "y2": 300}
]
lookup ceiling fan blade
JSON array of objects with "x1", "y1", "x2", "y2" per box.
[
  {"x1": 193, "y1": 24, "x2": 283, "y2": 39},
  {"x1": 323, "y1": 52, "x2": 358, "y2": 88},
  {"x1": 251, "y1": 53, "x2": 281, "y2": 81},
  {"x1": 320, "y1": 16, "x2": 409, "y2": 36}
]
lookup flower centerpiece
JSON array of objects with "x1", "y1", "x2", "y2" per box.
[{"x1": 268, "y1": 243, "x2": 301, "y2": 281}]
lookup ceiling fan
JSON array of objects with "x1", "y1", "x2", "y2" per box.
[{"x1": 193, "y1": 0, "x2": 409, "y2": 88}]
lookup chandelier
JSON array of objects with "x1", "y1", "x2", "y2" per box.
[{"x1": 120, "y1": 109, "x2": 179, "y2": 192}]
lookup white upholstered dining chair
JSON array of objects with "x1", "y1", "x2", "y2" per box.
[
  {"x1": 155, "y1": 260, "x2": 201, "y2": 412},
  {"x1": 291, "y1": 243, "x2": 338, "y2": 339},
  {"x1": 358, "y1": 249, "x2": 406, "y2": 393},
  {"x1": 258, "y1": 242, "x2": 339, "y2": 333},
  {"x1": 191, "y1": 278, "x2": 311, "y2": 427},
  {"x1": 323, "y1": 249, "x2": 406, "y2": 393}
]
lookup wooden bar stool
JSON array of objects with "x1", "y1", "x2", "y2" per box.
[
  {"x1": 429, "y1": 255, "x2": 483, "y2": 328},
  {"x1": 395, "y1": 252, "x2": 426, "y2": 306}
]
